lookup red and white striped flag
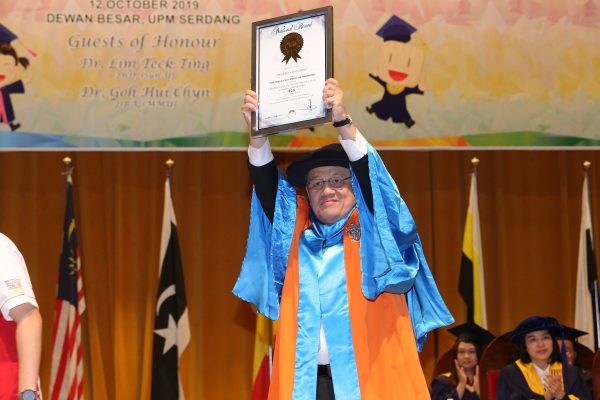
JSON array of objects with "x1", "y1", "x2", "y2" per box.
[{"x1": 50, "y1": 174, "x2": 86, "y2": 399}]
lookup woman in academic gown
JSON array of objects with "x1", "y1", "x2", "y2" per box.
[
  {"x1": 495, "y1": 316, "x2": 591, "y2": 400},
  {"x1": 431, "y1": 322, "x2": 495, "y2": 400},
  {"x1": 556, "y1": 326, "x2": 593, "y2": 396}
]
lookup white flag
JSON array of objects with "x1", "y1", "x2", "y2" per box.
[{"x1": 574, "y1": 171, "x2": 599, "y2": 350}]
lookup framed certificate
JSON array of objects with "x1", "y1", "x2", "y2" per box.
[{"x1": 251, "y1": 6, "x2": 333, "y2": 137}]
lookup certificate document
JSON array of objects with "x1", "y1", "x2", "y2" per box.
[{"x1": 251, "y1": 7, "x2": 333, "y2": 137}]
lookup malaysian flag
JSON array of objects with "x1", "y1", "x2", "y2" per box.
[{"x1": 50, "y1": 173, "x2": 86, "y2": 400}]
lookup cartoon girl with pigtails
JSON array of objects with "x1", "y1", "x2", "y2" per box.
[{"x1": 0, "y1": 24, "x2": 33, "y2": 132}]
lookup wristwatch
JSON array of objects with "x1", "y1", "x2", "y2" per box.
[
  {"x1": 332, "y1": 114, "x2": 352, "y2": 128},
  {"x1": 19, "y1": 389, "x2": 37, "y2": 400}
]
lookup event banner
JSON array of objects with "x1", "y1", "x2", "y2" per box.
[{"x1": 0, "y1": 1, "x2": 598, "y2": 148}]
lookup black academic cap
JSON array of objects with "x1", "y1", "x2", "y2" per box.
[
  {"x1": 509, "y1": 316, "x2": 563, "y2": 343},
  {"x1": 375, "y1": 15, "x2": 417, "y2": 43},
  {"x1": 557, "y1": 325, "x2": 588, "y2": 342},
  {"x1": 285, "y1": 143, "x2": 350, "y2": 188},
  {"x1": 448, "y1": 321, "x2": 496, "y2": 347},
  {"x1": 0, "y1": 24, "x2": 17, "y2": 43}
]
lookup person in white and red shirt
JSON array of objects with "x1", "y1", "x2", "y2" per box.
[{"x1": 0, "y1": 233, "x2": 42, "y2": 400}]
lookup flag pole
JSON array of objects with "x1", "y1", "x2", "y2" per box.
[
  {"x1": 166, "y1": 158, "x2": 175, "y2": 189},
  {"x1": 583, "y1": 161, "x2": 600, "y2": 350},
  {"x1": 471, "y1": 157, "x2": 479, "y2": 322},
  {"x1": 62, "y1": 156, "x2": 73, "y2": 177},
  {"x1": 471, "y1": 157, "x2": 479, "y2": 182}
]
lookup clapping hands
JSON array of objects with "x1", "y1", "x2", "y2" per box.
[{"x1": 543, "y1": 371, "x2": 565, "y2": 400}]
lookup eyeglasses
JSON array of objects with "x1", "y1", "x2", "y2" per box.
[{"x1": 306, "y1": 176, "x2": 351, "y2": 191}]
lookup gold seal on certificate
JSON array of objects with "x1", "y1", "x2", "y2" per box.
[
  {"x1": 251, "y1": 6, "x2": 333, "y2": 137},
  {"x1": 280, "y1": 32, "x2": 304, "y2": 64}
]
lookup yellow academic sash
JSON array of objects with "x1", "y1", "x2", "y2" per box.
[{"x1": 515, "y1": 360, "x2": 579, "y2": 400}]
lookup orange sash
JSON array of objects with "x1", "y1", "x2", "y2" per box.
[{"x1": 269, "y1": 198, "x2": 430, "y2": 399}]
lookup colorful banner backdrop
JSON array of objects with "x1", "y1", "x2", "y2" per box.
[{"x1": 0, "y1": 1, "x2": 598, "y2": 148}]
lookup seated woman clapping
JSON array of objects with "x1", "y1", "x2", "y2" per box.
[
  {"x1": 495, "y1": 316, "x2": 591, "y2": 400},
  {"x1": 431, "y1": 322, "x2": 495, "y2": 400}
]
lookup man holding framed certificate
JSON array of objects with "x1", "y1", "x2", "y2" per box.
[
  {"x1": 233, "y1": 72, "x2": 453, "y2": 398},
  {"x1": 251, "y1": 7, "x2": 333, "y2": 137}
]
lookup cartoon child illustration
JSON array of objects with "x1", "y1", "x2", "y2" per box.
[
  {"x1": 0, "y1": 24, "x2": 31, "y2": 131},
  {"x1": 366, "y1": 16, "x2": 427, "y2": 128}
]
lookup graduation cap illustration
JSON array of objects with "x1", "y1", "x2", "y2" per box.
[
  {"x1": 448, "y1": 321, "x2": 496, "y2": 347},
  {"x1": 375, "y1": 15, "x2": 417, "y2": 43},
  {"x1": 0, "y1": 23, "x2": 36, "y2": 57},
  {"x1": 0, "y1": 24, "x2": 17, "y2": 43}
]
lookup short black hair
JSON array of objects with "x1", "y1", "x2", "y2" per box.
[
  {"x1": 447, "y1": 334, "x2": 482, "y2": 386},
  {"x1": 516, "y1": 330, "x2": 562, "y2": 364}
]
